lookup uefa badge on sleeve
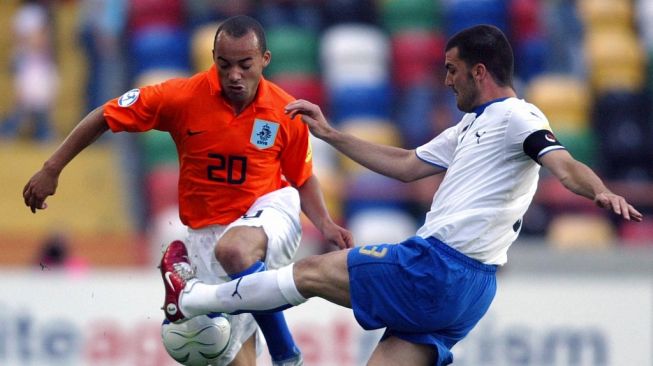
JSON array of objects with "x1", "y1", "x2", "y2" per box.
[{"x1": 118, "y1": 89, "x2": 140, "y2": 107}]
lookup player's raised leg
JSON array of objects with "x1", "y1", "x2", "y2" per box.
[
  {"x1": 291, "y1": 249, "x2": 352, "y2": 307},
  {"x1": 171, "y1": 249, "x2": 353, "y2": 317}
]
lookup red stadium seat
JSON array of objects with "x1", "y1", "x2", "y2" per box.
[
  {"x1": 145, "y1": 165, "x2": 179, "y2": 217},
  {"x1": 619, "y1": 221, "x2": 653, "y2": 246},
  {"x1": 390, "y1": 30, "x2": 445, "y2": 89},
  {"x1": 509, "y1": 0, "x2": 542, "y2": 43},
  {"x1": 271, "y1": 74, "x2": 325, "y2": 107}
]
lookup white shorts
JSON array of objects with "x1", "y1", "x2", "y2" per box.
[{"x1": 184, "y1": 186, "x2": 302, "y2": 364}]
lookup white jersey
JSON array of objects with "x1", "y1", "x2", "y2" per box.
[{"x1": 415, "y1": 97, "x2": 564, "y2": 265}]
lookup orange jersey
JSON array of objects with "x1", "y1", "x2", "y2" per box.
[{"x1": 103, "y1": 65, "x2": 313, "y2": 228}]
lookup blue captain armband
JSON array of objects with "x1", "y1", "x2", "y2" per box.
[{"x1": 523, "y1": 129, "x2": 565, "y2": 164}]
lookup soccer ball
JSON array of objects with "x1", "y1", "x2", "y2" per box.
[{"x1": 161, "y1": 313, "x2": 231, "y2": 365}]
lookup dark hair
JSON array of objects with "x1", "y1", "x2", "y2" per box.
[
  {"x1": 214, "y1": 15, "x2": 267, "y2": 54},
  {"x1": 445, "y1": 25, "x2": 514, "y2": 87}
]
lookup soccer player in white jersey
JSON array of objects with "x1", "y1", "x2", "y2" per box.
[{"x1": 160, "y1": 25, "x2": 643, "y2": 365}]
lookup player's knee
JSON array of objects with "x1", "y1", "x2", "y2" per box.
[
  {"x1": 215, "y1": 228, "x2": 266, "y2": 273},
  {"x1": 215, "y1": 242, "x2": 245, "y2": 270}
]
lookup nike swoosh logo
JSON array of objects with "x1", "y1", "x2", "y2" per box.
[
  {"x1": 187, "y1": 129, "x2": 204, "y2": 136},
  {"x1": 164, "y1": 272, "x2": 175, "y2": 291}
]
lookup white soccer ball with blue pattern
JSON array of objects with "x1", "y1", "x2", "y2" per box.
[{"x1": 161, "y1": 313, "x2": 231, "y2": 365}]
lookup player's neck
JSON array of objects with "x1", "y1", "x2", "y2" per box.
[
  {"x1": 231, "y1": 102, "x2": 247, "y2": 115},
  {"x1": 227, "y1": 85, "x2": 260, "y2": 115},
  {"x1": 478, "y1": 84, "x2": 516, "y2": 106},
  {"x1": 228, "y1": 97, "x2": 254, "y2": 115}
]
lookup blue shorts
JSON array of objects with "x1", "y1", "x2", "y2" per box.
[{"x1": 347, "y1": 236, "x2": 497, "y2": 366}]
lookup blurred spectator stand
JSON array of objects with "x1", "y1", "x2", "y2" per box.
[{"x1": 0, "y1": 0, "x2": 59, "y2": 142}]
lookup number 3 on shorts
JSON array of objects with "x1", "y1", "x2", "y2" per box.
[{"x1": 359, "y1": 245, "x2": 388, "y2": 258}]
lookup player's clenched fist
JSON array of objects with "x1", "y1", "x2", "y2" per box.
[{"x1": 23, "y1": 167, "x2": 58, "y2": 213}]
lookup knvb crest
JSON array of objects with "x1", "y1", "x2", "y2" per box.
[{"x1": 251, "y1": 119, "x2": 279, "y2": 149}]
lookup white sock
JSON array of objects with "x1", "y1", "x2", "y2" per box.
[
  {"x1": 277, "y1": 263, "x2": 306, "y2": 305},
  {"x1": 180, "y1": 263, "x2": 307, "y2": 317}
]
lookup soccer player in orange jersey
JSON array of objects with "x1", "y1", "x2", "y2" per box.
[{"x1": 22, "y1": 15, "x2": 353, "y2": 366}]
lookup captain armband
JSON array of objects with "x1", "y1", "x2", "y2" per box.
[{"x1": 522, "y1": 129, "x2": 565, "y2": 164}]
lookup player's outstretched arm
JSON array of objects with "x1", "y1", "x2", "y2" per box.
[
  {"x1": 285, "y1": 99, "x2": 443, "y2": 182},
  {"x1": 539, "y1": 149, "x2": 643, "y2": 222},
  {"x1": 23, "y1": 106, "x2": 110, "y2": 213}
]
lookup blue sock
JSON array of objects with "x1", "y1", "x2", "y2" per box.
[{"x1": 230, "y1": 261, "x2": 300, "y2": 361}]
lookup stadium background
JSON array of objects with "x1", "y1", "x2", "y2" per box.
[{"x1": 0, "y1": 0, "x2": 651, "y2": 365}]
